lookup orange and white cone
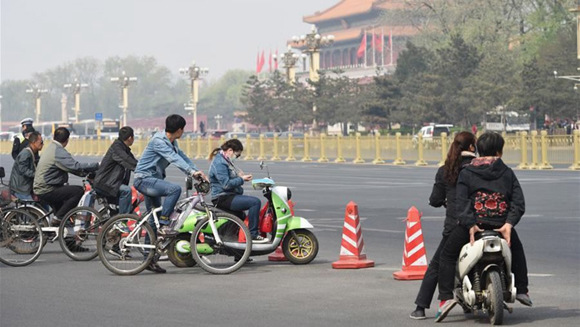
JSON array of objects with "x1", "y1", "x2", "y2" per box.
[
  {"x1": 332, "y1": 201, "x2": 375, "y2": 269},
  {"x1": 393, "y1": 206, "x2": 428, "y2": 280}
]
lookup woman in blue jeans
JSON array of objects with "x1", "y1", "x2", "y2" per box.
[{"x1": 209, "y1": 139, "x2": 268, "y2": 243}]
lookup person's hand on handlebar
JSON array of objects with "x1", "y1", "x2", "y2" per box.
[
  {"x1": 241, "y1": 174, "x2": 252, "y2": 181},
  {"x1": 192, "y1": 170, "x2": 208, "y2": 181}
]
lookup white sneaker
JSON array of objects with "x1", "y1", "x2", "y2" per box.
[{"x1": 251, "y1": 235, "x2": 269, "y2": 244}]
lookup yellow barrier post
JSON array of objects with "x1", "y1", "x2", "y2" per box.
[
  {"x1": 438, "y1": 132, "x2": 447, "y2": 166},
  {"x1": 302, "y1": 134, "x2": 312, "y2": 162},
  {"x1": 271, "y1": 134, "x2": 280, "y2": 161},
  {"x1": 335, "y1": 135, "x2": 345, "y2": 163},
  {"x1": 195, "y1": 136, "x2": 202, "y2": 159},
  {"x1": 318, "y1": 134, "x2": 329, "y2": 163},
  {"x1": 244, "y1": 134, "x2": 254, "y2": 160},
  {"x1": 286, "y1": 134, "x2": 296, "y2": 161},
  {"x1": 516, "y1": 131, "x2": 528, "y2": 169},
  {"x1": 257, "y1": 134, "x2": 266, "y2": 160},
  {"x1": 570, "y1": 130, "x2": 580, "y2": 170},
  {"x1": 206, "y1": 136, "x2": 213, "y2": 160},
  {"x1": 372, "y1": 132, "x2": 384, "y2": 164},
  {"x1": 539, "y1": 130, "x2": 553, "y2": 170},
  {"x1": 186, "y1": 137, "x2": 192, "y2": 158},
  {"x1": 415, "y1": 134, "x2": 427, "y2": 166},
  {"x1": 529, "y1": 130, "x2": 539, "y2": 169},
  {"x1": 393, "y1": 132, "x2": 406, "y2": 165},
  {"x1": 353, "y1": 133, "x2": 365, "y2": 164}
]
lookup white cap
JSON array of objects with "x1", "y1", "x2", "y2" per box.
[{"x1": 20, "y1": 118, "x2": 34, "y2": 125}]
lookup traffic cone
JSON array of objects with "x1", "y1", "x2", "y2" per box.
[
  {"x1": 393, "y1": 206, "x2": 428, "y2": 280},
  {"x1": 332, "y1": 201, "x2": 375, "y2": 269},
  {"x1": 268, "y1": 245, "x2": 288, "y2": 261}
]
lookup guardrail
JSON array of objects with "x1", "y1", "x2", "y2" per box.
[{"x1": 0, "y1": 130, "x2": 578, "y2": 170}]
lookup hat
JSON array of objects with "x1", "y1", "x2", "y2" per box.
[{"x1": 20, "y1": 118, "x2": 34, "y2": 125}]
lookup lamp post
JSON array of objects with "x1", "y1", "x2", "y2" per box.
[
  {"x1": 0, "y1": 95, "x2": 3, "y2": 132},
  {"x1": 273, "y1": 45, "x2": 305, "y2": 84},
  {"x1": 180, "y1": 61, "x2": 209, "y2": 132},
  {"x1": 214, "y1": 114, "x2": 223, "y2": 130},
  {"x1": 110, "y1": 71, "x2": 137, "y2": 127},
  {"x1": 64, "y1": 79, "x2": 88, "y2": 123},
  {"x1": 25, "y1": 85, "x2": 49, "y2": 125},
  {"x1": 291, "y1": 25, "x2": 334, "y2": 132}
]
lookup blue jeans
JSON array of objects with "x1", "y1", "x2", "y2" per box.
[
  {"x1": 133, "y1": 177, "x2": 181, "y2": 225},
  {"x1": 118, "y1": 184, "x2": 132, "y2": 214},
  {"x1": 12, "y1": 192, "x2": 33, "y2": 201},
  {"x1": 229, "y1": 195, "x2": 261, "y2": 237}
]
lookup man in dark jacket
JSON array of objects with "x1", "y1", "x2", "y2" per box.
[
  {"x1": 435, "y1": 132, "x2": 531, "y2": 322},
  {"x1": 10, "y1": 131, "x2": 43, "y2": 200},
  {"x1": 93, "y1": 126, "x2": 138, "y2": 214}
]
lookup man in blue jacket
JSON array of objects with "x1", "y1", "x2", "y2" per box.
[{"x1": 133, "y1": 114, "x2": 206, "y2": 273}]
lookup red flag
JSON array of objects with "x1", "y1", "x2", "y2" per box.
[
  {"x1": 373, "y1": 33, "x2": 383, "y2": 52},
  {"x1": 257, "y1": 50, "x2": 265, "y2": 73},
  {"x1": 268, "y1": 50, "x2": 272, "y2": 72},
  {"x1": 274, "y1": 49, "x2": 279, "y2": 70},
  {"x1": 357, "y1": 32, "x2": 367, "y2": 58},
  {"x1": 256, "y1": 51, "x2": 261, "y2": 73}
]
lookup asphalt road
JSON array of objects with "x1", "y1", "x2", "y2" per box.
[{"x1": 1, "y1": 155, "x2": 579, "y2": 327}]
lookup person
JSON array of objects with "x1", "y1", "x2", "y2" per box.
[
  {"x1": 9, "y1": 131, "x2": 44, "y2": 201},
  {"x1": 435, "y1": 132, "x2": 531, "y2": 322},
  {"x1": 409, "y1": 131, "x2": 476, "y2": 320},
  {"x1": 12, "y1": 118, "x2": 37, "y2": 160},
  {"x1": 133, "y1": 114, "x2": 205, "y2": 273},
  {"x1": 33, "y1": 127, "x2": 99, "y2": 227},
  {"x1": 471, "y1": 124, "x2": 478, "y2": 136},
  {"x1": 208, "y1": 139, "x2": 268, "y2": 244},
  {"x1": 93, "y1": 126, "x2": 138, "y2": 215}
]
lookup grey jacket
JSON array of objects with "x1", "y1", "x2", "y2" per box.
[
  {"x1": 9, "y1": 147, "x2": 36, "y2": 194},
  {"x1": 33, "y1": 141, "x2": 99, "y2": 195}
]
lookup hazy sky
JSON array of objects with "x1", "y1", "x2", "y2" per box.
[{"x1": 0, "y1": 0, "x2": 338, "y2": 82}]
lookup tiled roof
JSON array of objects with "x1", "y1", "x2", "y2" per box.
[{"x1": 304, "y1": 0, "x2": 407, "y2": 24}]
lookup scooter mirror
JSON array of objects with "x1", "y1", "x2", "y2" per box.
[
  {"x1": 259, "y1": 161, "x2": 264, "y2": 170},
  {"x1": 0, "y1": 167, "x2": 5, "y2": 179}
]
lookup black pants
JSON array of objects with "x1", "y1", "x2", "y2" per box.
[
  {"x1": 438, "y1": 224, "x2": 529, "y2": 301},
  {"x1": 37, "y1": 185, "x2": 84, "y2": 219},
  {"x1": 414, "y1": 235, "x2": 448, "y2": 309}
]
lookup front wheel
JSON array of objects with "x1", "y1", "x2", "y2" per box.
[
  {"x1": 190, "y1": 212, "x2": 251, "y2": 274},
  {"x1": 282, "y1": 229, "x2": 318, "y2": 264},
  {"x1": 487, "y1": 270, "x2": 504, "y2": 325},
  {"x1": 97, "y1": 214, "x2": 156, "y2": 275},
  {"x1": 59, "y1": 206, "x2": 102, "y2": 261},
  {"x1": 168, "y1": 233, "x2": 196, "y2": 268},
  {"x1": 0, "y1": 209, "x2": 44, "y2": 267}
]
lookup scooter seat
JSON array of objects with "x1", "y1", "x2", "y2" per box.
[{"x1": 474, "y1": 230, "x2": 501, "y2": 240}]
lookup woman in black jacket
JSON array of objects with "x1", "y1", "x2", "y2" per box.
[{"x1": 409, "y1": 131, "x2": 476, "y2": 320}]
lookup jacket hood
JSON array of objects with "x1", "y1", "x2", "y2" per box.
[{"x1": 465, "y1": 157, "x2": 508, "y2": 180}]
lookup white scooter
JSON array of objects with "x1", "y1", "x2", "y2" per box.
[{"x1": 454, "y1": 230, "x2": 516, "y2": 325}]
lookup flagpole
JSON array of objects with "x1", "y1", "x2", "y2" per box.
[
  {"x1": 390, "y1": 28, "x2": 393, "y2": 65},
  {"x1": 364, "y1": 29, "x2": 367, "y2": 67},
  {"x1": 381, "y1": 26, "x2": 385, "y2": 67}
]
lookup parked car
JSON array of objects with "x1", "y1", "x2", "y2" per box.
[
  {"x1": 412, "y1": 124, "x2": 452, "y2": 148},
  {"x1": 280, "y1": 131, "x2": 305, "y2": 138},
  {"x1": 261, "y1": 132, "x2": 280, "y2": 138}
]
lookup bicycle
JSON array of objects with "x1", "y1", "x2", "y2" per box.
[{"x1": 97, "y1": 176, "x2": 252, "y2": 275}]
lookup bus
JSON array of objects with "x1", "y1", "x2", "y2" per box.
[{"x1": 484, "y1": 107, "x2": 530, "y2": 133}]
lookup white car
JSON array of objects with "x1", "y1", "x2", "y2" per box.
[{"x1": 412, "y1": 124, "x2": 452, "y2": 148}]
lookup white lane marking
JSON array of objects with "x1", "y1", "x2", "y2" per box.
[
  {"x1": 313, "y1": 223, "x2": 402, "y2": 234},
  {"x1": 296, "y1": 209, "x2": 316, "y2": 212},
  {"x1": 528, "y1": 273, "x2": 554, "y2": 277}
]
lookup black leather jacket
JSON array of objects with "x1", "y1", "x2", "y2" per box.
[{"x1": 93, "y1": 139, "x2": 137, "y2": 197}]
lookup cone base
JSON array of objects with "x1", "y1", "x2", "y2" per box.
[
  {"x1": 268, "y1": 247, "x2": 288, "y2": 261},
  {"x1": 393, "y1": 269, "x2": 427, "y2": 280},
  {"x1": 332, "y1": 257, "x2": 375, "y2": 269}
]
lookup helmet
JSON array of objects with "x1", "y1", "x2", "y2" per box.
[{"x1": 20, "y1": 118, "x2": 34, "y2": 125}]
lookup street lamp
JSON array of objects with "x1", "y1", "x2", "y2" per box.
[
  {"x1": 63, "y1": 79, "x2": 88, "y2": 123},
  {"x1": 291, "y1": 25, "x2": 334, "y2": 132},
  {"x1": 273, "y1": 45, "x2": 307, "y2": 84},
  {"x1": 0, "y1": 95, "x2": 3, "y2": 132},
  {"x1": 110, "y1": 71, "x2": 137, "y2": 127},
  {"x1": 180, "y1": 61, "x2": 209, "y2": 132},
  {"x1": 25, "y1": 85, "x2": 49, "y2": 125},
  {"x1": 214, "y1": 114, "x2": 223, "y2": 130}
]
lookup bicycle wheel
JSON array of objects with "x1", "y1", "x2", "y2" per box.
[
  {"x1": 97, "y1": 214, "x2": 156, "y2": 275},
  {"x1": 10, "y1": 205, "x2": 49, "y2": 253},
  {"x1": 58, "y1": 206, "x2": 102, "y2": 261},
  {"x1": 190, "y1": 212, "x2": 251, "y2": 274},
  {"x1": 0, "y1": 209, "x2": 44, "y2": 267}
]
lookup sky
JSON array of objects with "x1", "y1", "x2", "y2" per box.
[{"x1": 0, "y1": 0, "x2": 338, "y2": 82}]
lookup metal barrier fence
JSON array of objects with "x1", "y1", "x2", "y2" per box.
[{"x1": 1, "y1": 130, "x2": 578, "y2": 170}]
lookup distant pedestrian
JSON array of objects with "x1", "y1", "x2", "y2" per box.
[
  {"x1": 12, "y1": 118, "x2": 36, "y2": 160},
  {"x1": 471, "y1": 124, "x2": 478, "y2": 135}
]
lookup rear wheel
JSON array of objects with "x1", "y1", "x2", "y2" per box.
[
  {"x1": 167, "y1": 233, "x2": 196, "y2": 268},
  {"x1": 0, "y1": 209, "x2": 44, "y2": 267},
  {"x1": 190, "y1": 213, "x2": 251, "y2": 274},
  {"x1": 58, "y1": 206, "x2": 102, "y2": 261},
  {"x1": 9, "y1": 205, "x2": 48, "y2": 253},
  {"x1": 282, "y1": 229, "x2": 318, "y2": 264},
  {"x1": 487, "y1": 270, "x2": 504, "y2": 325},
  {"x1": 97, "y1": 214, "x2": 155, "y2": 275}
]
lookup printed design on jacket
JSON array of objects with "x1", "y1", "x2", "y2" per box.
[
  {"x1": 474, "y1": 191, "x2": 508, "y2": 219},
  {"x1": 471, "y1": 157, "x2": 499, "y2": 167}
]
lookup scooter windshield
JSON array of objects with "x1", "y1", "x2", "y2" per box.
[{"x1": 252, "y1": 178, "x2": 275, "y2": 190}]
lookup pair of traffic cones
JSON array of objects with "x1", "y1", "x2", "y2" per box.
[{"x1": 332, "y1": 202, "x2": 427, "y2": 280}]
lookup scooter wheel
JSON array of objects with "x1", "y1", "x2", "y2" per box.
[
  {"x1": 282, "y1": 229, "x2": 318, "y2": 264},
  {"x1": 167, "y1": 233, "x2": 196, "y2": 268}
]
